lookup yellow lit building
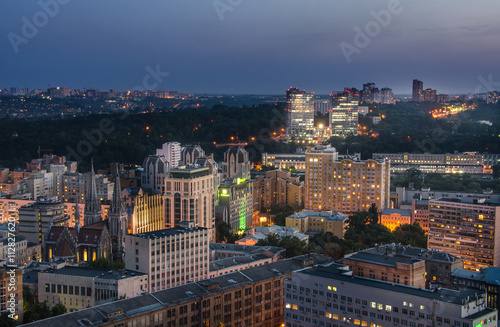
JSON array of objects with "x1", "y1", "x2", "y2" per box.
[
  {"x1": 285, "y1": 210, "x2": 348, "y2": 238},
  {"x1": 305, "y1": 144, "x2": 390, "y2": 214},
  {"x1": 380, "y1": 208, "x2": 412, "y2": 231}
]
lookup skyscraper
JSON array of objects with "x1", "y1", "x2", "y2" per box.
[
  {"x1": 412, "y1": 79, "x2": 423, "y2": 102},
  {"x1": 330, "y1": 94, "x2": 358, "y2": 137},
  {"x1": 285, "y1": 87, "x2": 315, "y2": 142},
  {"x1": 424, "y1": 88, "x2": 437, "y2": 102},
  {"x1": 156, "y1": 142, "x2": 181, "y2": 168},
  {"x1": 380, "y1": 87, "x2": 394, "y2": 104}
]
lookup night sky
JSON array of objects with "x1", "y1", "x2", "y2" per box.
[{"x1": 2, "y1": 0, "x2": 500, "y2": 95}]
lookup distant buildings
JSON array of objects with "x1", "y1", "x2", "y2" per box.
[
  {"x1": 412, "y1": 79, "x2": 423, "y2": 102},
  {"x1": 313, "y1": 98, "x2": 331, "y2": 115},
  {"x1": 305, "y1": 144, "x2": 391, "y2": 213},
  {"x1": 235, "y1": 225, "x2": 309, "y2": 246},
  {"x1": 124, "y1": 222, "x2": 210, "y2": 292},
  {"x1": 262, "y1": 152, "x2": 307, "y2": 171},
  {"x1": 285, "y1": 264, "x2": 496, "y2": 327},
  {"x1": 285, "y1": 87, "x2": 315, "y2": 142},
  {"x1": 222, "y1": 146, "x2": 251, "y2": 181},
  {"x1": 372, "y1": 152, "x2": 484, "y2": 174},
  {"x1": 380, "y1": 87, "x2": 394, "y2": 104},
  {"x1": 428, "y1": 197, "x2": 500, "y2": 271},
  {"x1": 424, "y1": 88, "x2": 437, "y2": 102},
  {"x1": 285, "y1": 210, "x2": 348, "y2": 238},
  {"x1": 329, "y1": 97, "x2": 358, "y2": 137}
]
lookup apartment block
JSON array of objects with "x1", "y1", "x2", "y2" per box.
[
  {"x1": 452, "y1": 267, "x2": 500, "y2": 310},
  {"x1": 305, "y1": 144, "x2": 390, "y2": 213},
  {"x1": 217, "y1": 179, "x2": 253, "y2": 232},
  {"x1": 428, "y1": 197, "x2": 500, "y2": 271},
  {"x1": 253, "y1": 170, "x2": 304, "y2": 211},
  {"x1": 284, "y1": 263, "x2": 497, "y2": 327},
  {"x1": 124, "y1": 222, "x2": 210, "y2": 292}
]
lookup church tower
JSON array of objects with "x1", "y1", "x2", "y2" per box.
[
  {"x1": 84, "y1": 159, "x2": 103, "y2": 226},
  {"x1": 108, "y1": 165, "x2": 127, "y2": 260}
]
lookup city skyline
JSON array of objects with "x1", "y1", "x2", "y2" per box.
[{"x1": 2, "y1": 1, "x2": 500, "y2": 95}]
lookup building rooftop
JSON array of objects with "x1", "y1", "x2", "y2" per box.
[
  {"x1": 209, "y1": 243, "x2": 285, "y2": 256},
  {"x1": 22, "y1": 254, "x2": 334, "y2": 327},
  {"x1": 432, "y1": 197, "x2": 500, "y2": 206},
  {"x1": 39, "y1": 267, "x2": 147, "y2": 280},
  {"x1": 452, "y1": 267, "x2": 500, "y2": 286},
  {"x1": 130, "y1": 226, "x2": 207, "y2": 239},
  {"x1": 169, "y1": 166, "x2": 210, "y2": 179},
  {"x1": 381, "y1": 208, "x2": 411, "y2": 216},
  {"x1": 343, "y1": 252, "x2": 423, "y2": 268},
  {"x1": 287, "y1": 210, "x2": 349, "y2": 222},
  {"x1": 364, "y1": 244, "x2": 463, "y2": 264},
  {"x1": 301, "y1": 264, "x2": 485, "y2": 306}
]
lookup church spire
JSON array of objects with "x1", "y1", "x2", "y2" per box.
[
  {"x1": 110, "y1": 165, "x2": 124, "y2": 213},
  {"x1": 108, "y1": 164, "x2": 127, "y2": 261},
  {"x1": 75, "y1": 197, "x2": 81, "y2": 233},
  {"x1": 84, "y1": 158, "x2": 102, "y2": 226}
]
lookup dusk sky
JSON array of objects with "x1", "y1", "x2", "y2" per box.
[{"x1": 2, "y1": 0, "x2": 500, "y2": 95}]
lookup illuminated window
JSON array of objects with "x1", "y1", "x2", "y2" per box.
[
  {"x1": 386, "y1": 305, "x2": 392, "y2": 312},
  {"x1": 377, "y1": 303, "x2": 383, "y2": 310},
  {"x1": 285, "y1": 303, "x2": 291, "y2": 309},
  {"x1": 371, "y1": 302, "x2": 376, "y2": 308},
  {"x1": 292, "y1": 304, "x2": 298, "y2": 310}
]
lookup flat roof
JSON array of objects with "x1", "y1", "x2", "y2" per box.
[
  {"x1": 39, "y1": 267, "x2": 147, "y2": 280},
  {"x1": 130, "y1": 226, "x2": 207, "y2": 239},
  {"x1": 22, "y1": 254, "x2": 334, "y2": 327},
  {"x1": 300, "y1": 264, "x2": 484, "y2": 306},
  {"x1": 344, "y1": 252, "x2": 423, "y2": 268}
]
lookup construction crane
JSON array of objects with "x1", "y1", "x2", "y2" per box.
[{"x1": 37, "y1": 145, "x2": 53, "y2": 158}]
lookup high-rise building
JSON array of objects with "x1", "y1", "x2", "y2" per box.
[
  {"x1": 361, "y1": 83, "x2": 376, "y2": 103},
  {"x1": 285, "y1": 87, "x2": 315, "y2": 142},
  {"x1": 412, "y1": 79, "x2": 423, "y2": 102},
  {"x1": 141, "y1": 155, "x2": 169, "y2": 195},
  {"x1": 18, "y1": 198, "x2": 69, "y2": 245},
  {"x1": 217, "y1": 179, "x2": 253, "y2": 232},
  {"x1": 163, "y1": 166, "x2": 215, "y2": 233},
  {"x1": 156, "y1": 142, "x2": 181, "y2": 168},
  {"x1": 329, "y1": 99, "x2": 358, "y2": 137},
  {"x1": 428, "y1": 197, "x2": 500, "y2": 271},
  {"x1": 305, "y1": 144, "x2": 390, "y2": 213},
  {"x1": 223, "y1": 146, "x2": 251, "y2": 180},
  {"x1": 424, "y1": 88, "x2": 437, "y2": 102},
  {"x1": 380, "y1": 87, "x2": 394, "y2": 104},
  {"x1": 124, "y1": 222, "x2": 210, "y2": 292},
  {"x1": 253, "y1": 170, "x2": 304, "y2": 211},
  {"x1": 314, "y1": 98, "x2": 331, "y2": 115}
]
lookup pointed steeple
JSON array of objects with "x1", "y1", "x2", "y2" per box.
[
  {"x1": 110, "y1": 165, "x2": 124, "y2": 213},
  {"x1": 84, "y1": 158, "x2": 102, "y2": 226},
  {"x1": 75, "y1": 197, "x2": 81, "y2": 233},
  {"x1": 108, "y1": 164, "x2": 127, "y2": 261}
]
